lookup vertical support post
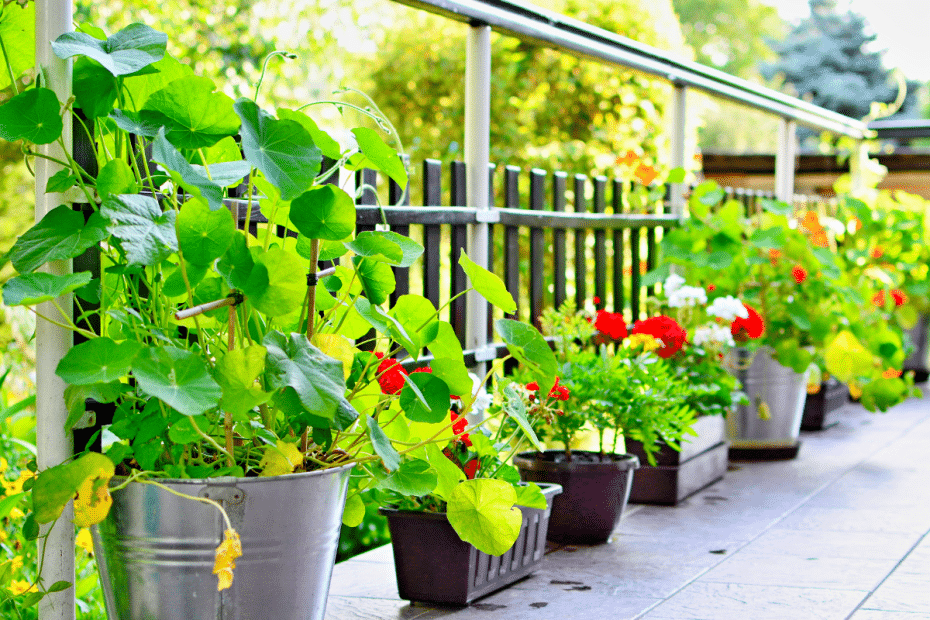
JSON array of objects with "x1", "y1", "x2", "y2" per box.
[
  {"x1": 849, "y1": 139, "x2": 869, "y2": 194},
  {"x1": 775, "y1": 118, "x2": 797, "y2": 203},
  {"x1": 465, "y1": 24, "x2": 492, "y2": 370},
  {"x1": 669, "y1": 84, "x2": 687, "y2": 218},
  {"x1": 36, "y1": 1, "x2": 76, "y2": 619}
]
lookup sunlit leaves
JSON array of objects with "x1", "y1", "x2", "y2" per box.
[
  {"x1": 367, "y1": 415, "x2": 401, "y2": 471},
  {"x1": 380, "y1": 459, "x2": 437, "y2": 495},
  {"x1": 176, "y1": 199, "x2": 236, "y2": 266},
  {"x1": 496, "y1": 318, "x2": 557, "y2": 396},
  {"x1": 459, "y1": 252, "x2": 516, "y2": 313},
  {"x1": 242, "y1": 247, "x2": 306, "y2": 317},
  {"x1": 0, "y1": 2, "x2": 35, "y2": 90},
  {"x1": 214, "y1": 347, "x2": 272, "y2": 417},
  {"x1": 446, "y1": 479, "x2": 521, "y2": 556},
  {"x1": 141, "y1": 75, "x2": 240, "y2": 149},
  {"x1": 351, "y1": 127, "x2": 407, "y2": 188},
  {"x1": 56, "y1": 338, "x2": 141, "y2": 385},
  {"x1": 2, "y1": 272, "x2": 93, "y2": 306},
  {"x1": 52, "y1": 23, "x2": 166, "y2": 76},
  {"x1": 150, "y1": 129, "x2": 225, "y2": 210},
  {"x1": 289, "y1": 185, "x2": 355, "y2": 241},
  {"x1": 399, "y1": 372, "x2": 450, "y2": 424},
  {"x1": 262, "y1": 331, "x2": 348, "y2": 423},
  {"x1": 33, "y1": 453, "x2": 114, "y2": 524},
  {"x1": 100, "y1": 193, "x2": 177, "y2": 265},
  {"x1": 346, "y1": 231, "x2": 423, "y2": 267},
  {"x1": 9, "y1": 205, "x2": 107, "y2": 274},
  {"x1": 132, "y1": 346, "x2": 223, "y2": 416}
]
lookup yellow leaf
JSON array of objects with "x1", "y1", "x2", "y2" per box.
[
  {"x1": 213, "y1": 528, "x2": 242, "y2": 591},
  {"x1": 312, "y1": 333, "x2": 356, "y2": 380},
  {"x1": 75, "y1": 528, "x2": 94, "y2": 555},
  {"x1": 627, "y1": 333, "x2": 661, "y2": 353},
  {"x1": 258, "y1": 440, "x2": 304, "y2": 477},
  {"x1": 73, "y1": 465, "x2": 113, "y2": 528},
  {"x1": 824, "y1": 331, "x2": 873, "y2": 383}
]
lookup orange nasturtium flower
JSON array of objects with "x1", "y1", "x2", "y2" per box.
[
  {"x1": 214, "y1": 528, "x2": 243, "y2": 591},
  {"x1": 882, "y1": 368, "x2": 903, "y2": 379},
  {"x1": 768, "y1": 248, "x2": 781, "y2": 266},
  {"x1": 800, "y1": 211, "x2": 823, "y2": 233},
  {"x1": 615, "y1": 150, "x2": 638, "y2": 166},
  {"x1": 633, "y1": 163, "x2": 659, "y2": 186},
  {"x1": 810, "y1": 230, "x2": 830, "y2": 248}
]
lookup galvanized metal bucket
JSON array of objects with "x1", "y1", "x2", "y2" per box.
[
  {"x1": 92, "y1": 463, "x2": 354, "y2": 620},
  {"x1": 725, "y1": 347, "x2": 810, "y2": 449}
]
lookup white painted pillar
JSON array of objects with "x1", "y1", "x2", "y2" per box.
[
  {"x1": 465, "y1": 25, "x2": 494, "y2": 369},
  {"x1": 849, "y1": 139, "x2": 869, "y2": 194},
  {"x1": 775, "y1": 118, "x2": 797, "y2": 203},
  {"x1": 36, "y1": 2, "x2": 76, "y2": 619},
  {"x1": 669, "y1": 84, "x2": 687, "y2": 218}
]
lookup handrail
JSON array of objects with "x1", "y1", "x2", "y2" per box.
[
  {"x1": 868, "y1": 119, "x2": 930, "y2": 140},
  {"x1": 392, "y1": 0, "x2": 869, "y2": 139}
]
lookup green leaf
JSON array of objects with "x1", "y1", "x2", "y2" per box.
[
  {"x1": 496, "y1": 319, "x2": 557, "y2": 396},
  {"x1": 341, "y1": 492, "x2": 365, "y2": 527},
  {"x1": 381, "y1": 459, "x2": 437, "y2": 496},
  {"x1": 235, "y1": 98, "x2": 321, "y2": 201},
  {"x1": 424, "y1": 444, "x2": 465, "y2": 500},
  {"x1": 289, "y1": 185, "x2": 356, "y2": 241},
  {"x1": 10, "y1": 205, "x2": 107, "y2": 274},
  {"x1": 345, "y1": 232, "x2": 403, "y2": 264},
  {"x1": 399, "y1": 372, "x2": 451, "y2": 423},
  {"x1": 56, "y1": 338, "x2": 141, "y2": 385},
  {"x1": 0, "y1": 492, "x2": 25, "y2": 520},
  {"x1": 760, "y1": 197, "x2": 792, "y2": 216},
  {"x1": 140, "y1": 75, "x2": 240, "y2": 149},
  {"x1": 108, "y1": 109, "x2": 163, "y2": 138},
  {"x1": 73, "y1": 56, "x2": 118, "y2": 118},
  {"x1": 430, "y1": 358, "x2": 474, "y2": 399},
  {"x1": 45, "y1": 169, "x2": 77, "y2": 194},
  {"x1": 389, "y1": 295, "x2": 437, "y2": 353},
  {"x1": 262, "y1": 331, "x2": 350, "y2": 422},
  {"x1": 641, "y1": 264, "x2": 671, "y2": 288},
  {"x1": 666, "y1": 167, "x2": 686, "y2": 184},
  {"x1": 214, "y1": 346, "x2": 273, "y2": 417},
  {"x1": 97, "y1": 159, "x2": 138, "y2": 199},
  {"x1": 33, "y1": 452, "x2": 114, "y2": 523},
  {"x1": 313, "y1": 238, "x2": 349, "y2": 262},
  {"x1": 514, "y1": 482, "x2": 546, "y2": 509},
  {"x1": 52, "y1": 23, "x2": 167, "y2": 76},
  {"x1": 132, "y1": 346, "x2": 222, "y2": 416},
  {"x1": 47, "y1": 581, "x2": 73, "y2": 594},
  {"x1": 278, "y1": 108, "x2": 342, "y2": 160},
  {"x1": 0, "y1": 3, "x2": 35, "y2": 91},
  {"x1": 824, "y1": 331, "x2": 873, "y2": 383},
  {"x1": 150, "y1": 129, "x2": 224, "y2": 210},
  {"x1": 367, "y1": 415, "x2": 401, "y2": 472},
  {"x1": 216, "y1": 231, "x2": 254, "y2": 290},
  {"x1": 458, "y1": 252, "x2": 516, "y2": 314},
  {"x1": 176, "y1": 199, "x2": 236, "y2": 266},
  {"x1": 352, "y1": 256, "x2": 395, "y2": 305},
  {"x1": 0, "y1": 87, "x2": 63, "y2": 144},
  {"x1": 167, "y1": 416, "x2": 209, "y2": 444},
  {"x1": 242, "y1": 247, "x2": 306, "y2": 317},
  {"x1": 121, "y1": 54, "x2": 194, "y2": 113},
  {"x1": 500, "y1": 382, "x2": 544, "y2": 451},
  {"x1": 352, "y1": 127, "x2": 408, "y2": 189},
  {"x1": 446, "y1": 479, "x2": 521, "y2": 556},
  {"x1": 63, "y1": 381, "x2": 125, "y2": 432},
  {"x1": 100, "y1": 193, "x2": 177, "y2": 265},
  {"x1": 2, "y1": 271, "x2": 92, "y2": 306},
  {"x1": 195, "y1": 160, "x2": 251, "y2": 188}
]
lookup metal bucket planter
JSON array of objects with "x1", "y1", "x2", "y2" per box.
[
  {"x1": 92, "y1": 463, "x2": 354, "y2": 620},
  {"x1": 514, "y1": 451, "x2": 639, "y2": 544},
  {"x1": 380, "y1": 483, "x2": 562, "y2": 605},
  {"x1": 725, "y1": 347, "x2": 810, "y2": 460}
]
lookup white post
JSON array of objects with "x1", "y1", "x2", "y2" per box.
[
  {"x1": 775, "y1": 118, "x2": 797, "y2": 203},
  {"x1": 669, "y1": 84, "x2": 687, "y2": 218},
  {"x1": 849, "y1": 139, "x2": 869, "y2": 194},
  {"x1": 36, "y1": 2, "x2": 76, "y2": 619},
  {"x1": 465, "y1": 25, "x2": 493, "y2": 370}
]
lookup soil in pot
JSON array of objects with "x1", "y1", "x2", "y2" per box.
[{"x1": 514, "y1": 451, "x2": 639, "y2": 545}]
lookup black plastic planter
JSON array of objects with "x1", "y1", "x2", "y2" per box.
[
  {"x1": 514, "y1": 451, "x2": 639, "y2": 545},
  {"x1": 801, "y1": 378, "x2": 849, "y2": 430},
  {"x1": 626, "y1": 415, "x2": 728, "y2": 505},
  {"x1": 380, "y1": 483, "x2": 562, "y2": 605}
]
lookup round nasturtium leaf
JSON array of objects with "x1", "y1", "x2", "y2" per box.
[
  {"x1": 131, "y1": 346, "x2": 222, "y2": 416},
  {"x1": 56, "y1": 338, "x2": 142, "y2": 385},
  {"x1": 242, "y1": 247, "x2": 306, "y2": 317},
  {"x1": 289, "y1": 185, "x2": 356, "y2": 241},
  {"x1": 0, "y1": 87, "x2": 64, "y2": 144},
  {"x1": 2, "y1": 271, "x2": 93, "y2": 307},
  {"x1": 399, "y1": 372, "x2": 451, "y2": 424},
  {"x1": 380, "y1": 459, "x2": 438, "y2": 496},
  {"x1": 446, "y1": 479, "x2": 521, "y2": 556},
  {"x1": 51, "y1": 23, "x2": 166, "y2": 77},
  {"x1": 176, "y1": 198, "x2": 236, "y2": 266},
  {"x1": 141, "y1": 75, "x2": 240, "y2": 149},
  {"x1": 352, "y1": 256, "x2": 395, "y2": 305}
]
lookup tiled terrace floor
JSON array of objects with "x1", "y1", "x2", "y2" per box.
[{"x1": 328, "y1": 388, "x2": 930, "y2": 620}]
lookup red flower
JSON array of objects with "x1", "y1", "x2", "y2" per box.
[
  {"x1": 707, "y1": 284, "x2": 716, "y2": 292},
  {"x1": 463, "y1": 459, "x2": 479, "y2": 479},
  {"x1": 450, "y1": 412, "x2": 471, "y2": 446},
  {"x1": 411, "y1": 367, "x2": 432, "y2": 374},
  {"x1": 871, "y1": 246, "x2": 884, "y2": 259},
  {"x1": 792, "y1": 266, "x2": 807, "y2": 284},
  {"x1": 594, "y1": 310, "x2": 628, "y2": 341},
  {"x1": 376, "y1": 358, "x2": 408, "y2": 395},
  {"x1": 593, "y1": 296, "x2": 601, "y2": 305},
  {"x1": 730, "y1": 304, "x2": 765, "y2": 341},
  {"x1": 631, "y1": 315, "x2": 687, "y2": 358},
  {"x1": 525, "y1": 381, "x2": 539, "y2": 391},
  {"x1": 873, "y1": 290, "x2": 908, "y2": 308}
]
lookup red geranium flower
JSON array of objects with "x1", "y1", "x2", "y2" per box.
[
  {"x1": 377, "y1": 357, "x2": 408, "y2": 395},
  {"x1": 594, "y1": 309, "x2": 628, "y2": 341},
  {"x1": 631, "y1": 315, "x2": 687, "y2": 358},
  {"x1": 873, "y1": 290, "x2": 908, "y2": 308},
  {"x1": 450, "y1": 412, "x2": 471, "y2": 447},
  {"x1": 792, "y1": 266, "x2": 807, "y2": 284},
  {"x1": 463, "y1": 459, "x2": 479, "y2": 479},
  {"x1": 707, "y1": 284, "x2": 716, "y2": 292},
  {"x1": 730, "y1": 304, "x2": 765, "y2": 341}
]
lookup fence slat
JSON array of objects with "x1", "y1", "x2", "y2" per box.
[
  {"x1": 487, "y1": 163, "x2": 497, "y2": 337},
  {"x1": 631, "y1": 225, "x2": 641, "y2": 322},
  {"x1": 450, "y1": 161, "x2": 468, "y2": 346},
  {"x1": 552, "y1": 171, "x2": 567, "y2": 311},
  {"x1": 612, "y1": 178, "x2": 625, "y2": 315},
  {"x1": 529, "y1": 169, "x2": 546, "y2": 328},
  {"x1": 574, "y1": 174, "x2": 587, "y2": 310},
  {"x1": 593, "y1": 176, "x2": 607, "y2": 308},
  {"x1": 505, "y1": 165, "x2": 521, "y2": 320},
  {"x1": 423, "y1": 160, "x2": 443, "y2": 309},
  {"x1": 389, "y1": 158, "x2": 411, "y2": 305}
]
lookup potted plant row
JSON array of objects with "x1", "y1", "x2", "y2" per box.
[{"x1": 0, "y1": 19, "x2": 565, "y2": 618}]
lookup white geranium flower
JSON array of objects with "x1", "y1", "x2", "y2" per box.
[
  {"x1": 706, "y1": 296, "x2": 748, "y2": 321},
  {"x1": 667, "y1": 285, "x2": 708, "y2": 308},
  {"x1": 693, "y1": 323, "x2": 735, "y2": 347},
  {"x1": 663, "y1": 273, "x2": 686, "y2": 296}
]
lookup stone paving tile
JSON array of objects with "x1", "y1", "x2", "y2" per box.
[
  {"x1": 850, "y1": 612, "x2": 930, "y2": 620},
  {"x1": 329, "y1": 559, "x2": 400, "y2": 599},
  {"x1": 775, "y1": 505, "x2": 930, "y2": 535},
  {"x1": 741, "y1": 528, "x2": 922, "y2": 560},
  {"x1": 641, "y1": 582, "x2": 868, "y2": 620},
  {"x1": 697, "y1": 552, "x2": 899, "y2": 591},
  {"x1": 325, "y1": 595, "x2": 453, "y2": 619},
  {"x1": 859, "y1": 570, "x2": 930, "y2": 613}
]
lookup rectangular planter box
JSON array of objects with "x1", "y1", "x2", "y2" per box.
[
  {"x1": 380, "y1": 483, "x2": 561, "y2": 605},
  {"x1": 626, "y1": 415, "x2": 728, "y2": 505},
  {"x1": 801, "y1": 378, "x2": 848, "y2": 431}
]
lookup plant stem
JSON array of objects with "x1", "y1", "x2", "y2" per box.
[{"x1": 305, "y1": 239, "x2": 320, "y2": 339}]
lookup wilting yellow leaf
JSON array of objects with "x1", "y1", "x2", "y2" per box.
[
  {"x1": 73, "y1": 466, "x2": 113, "y2": 527},
  {"x1": 312, "y1": 333, "x2": 356, "y2": 380},
  {"x1": 258, "y1": 440, "x2": 304, "y2": 477},
  {"x1": 213, "y1": 528, "x2": 242, "y2": 591},
  {"x1": 824, "y1": 331, "x2": 873, "y2": 383}
]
